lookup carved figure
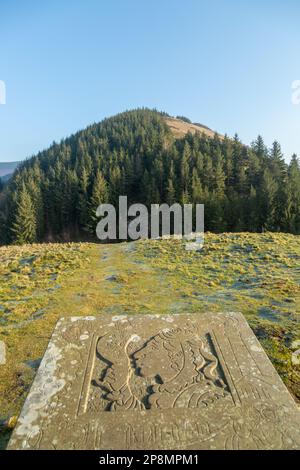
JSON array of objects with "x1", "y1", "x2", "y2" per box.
[{"x1": 94, "y1": 325, "x2": 229, "y2": 410}]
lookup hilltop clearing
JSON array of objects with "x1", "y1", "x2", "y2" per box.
[{"x1": 0, "y1": 233, "x2": 300, "y2": 447}]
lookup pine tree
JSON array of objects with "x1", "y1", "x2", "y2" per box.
[
  {"x1": 251, "y1": 135, "x2": 268, "y2": 162},
  {"x1": 61, "y1": 169, "x2": 78, "y2": 238},
  {"x1": 285, "y1": 154, "x2": 300, "y2": 232},
  {"x1": 11, "y1": 185, "x2": 37, "y2": 244},
  {"x1": 166, "y1": 162, "x2": 176, "y2": 205},
  {"x1": 269, "y1": 141, "x2": 287, "y2": 229},
  {"x1": 259, "y1": 168, "x2": 278, "y2": 231},
  {"x1": 181, "y1": 189, "x2": 190, "y2": 205},
  {"x1": 213, "y1": 154, "x2": 226, "y2": 198},
  {"x1": 191, "y1": 168, "x2": 203, "y2": 203},
  {"x1": 269, "y1": 141, "x2": 286, "y2": 179},
  {"x1": 86, "y1": 171, "x2": 109, "y2": 234},
  {"x1": 27, "y1": 177, "x2": 44, "y2": 241},
  {"x1": 0, "y1": 213, "x2": 8, "y2": 245},
  {"x1": 110, "y1": 166, "x2": 122, "y2": 206},
  {"x1": 78, "y1": 167, "x2": 89, "y2": 230},
  {"x1": 166, "y1": 178, "x2": 176, "y2": 206},
  {"x1": 247, "y1": 185, "x2": 258, "y2": 231},
  {"x1": 180, "y1": 142, "x2": 191, "y2": 193},
  {"x1": 207, "y1": 194, "x2": 226, "y2": 232}
]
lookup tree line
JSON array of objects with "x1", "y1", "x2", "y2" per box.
[{"x1": 0, "y1": 108, "x2": 300, "y2": 245}]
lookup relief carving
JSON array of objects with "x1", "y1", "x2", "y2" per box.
[{"x1": 89, "y1": 325, "x2": 230, "y2": 411}]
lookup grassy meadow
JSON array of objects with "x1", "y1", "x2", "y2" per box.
[{"x1": 0, "y1": 233, "x2": 300, "y2": 447}]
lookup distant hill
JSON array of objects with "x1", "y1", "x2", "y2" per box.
[{"x1": 0, "y1": 162, "x2": 20, "y2": 179}]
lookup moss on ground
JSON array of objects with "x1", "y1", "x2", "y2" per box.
[{"x1": 1, "y1": 233, "x2": 300, "y2": 448}]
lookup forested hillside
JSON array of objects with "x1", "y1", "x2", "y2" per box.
[{"x1": 0, "y1": 109, "x2": 300, "y2": 245}]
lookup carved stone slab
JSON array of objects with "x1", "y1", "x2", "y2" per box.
[{"x1": 8, "y1": 313, "x2": 300, "y2": 450}]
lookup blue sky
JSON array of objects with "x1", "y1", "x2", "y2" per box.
[{"x1": 0, "y1": 0, "x2": 300, "y2": 162}]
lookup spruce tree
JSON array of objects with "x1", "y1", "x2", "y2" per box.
[
  {"x1": 78, "y1": 167, "x2": 89, "y2": 230},
  {"x1": 191, "y1": 168, "x2": 203, "y2": 203},
  {"x1": 11, "y1": 185, "x2": 37, "y2": 244},
  {"x1": 166, "y1": 179, "x2": 176, "y2": 206},
  {"x1": 86, "y1": 171, "x2": 109, "y2": 234},
  {"x1": 286, "y1": 154, "x2": 300, "y2": 232},
  {"x1": 259, "y1": 168, "x2": 278, "y2": 231},
  {"x1": 180, "y1": 142, "x2": 191, "y2": 193},
  {"x1": 166, "y1": 162, "x2": 176, "y2": 205}
]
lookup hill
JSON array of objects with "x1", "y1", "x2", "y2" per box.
[
  {"x1": 0, "y1": 232, "x2": 300, "y2": 448},
  {"x1": 1, "y1": 108, "x2": 300, "y2": 245},
  {"x1": 0, "y1": 162, "x2": 20, "y2": 179}
]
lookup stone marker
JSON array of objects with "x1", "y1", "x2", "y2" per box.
[{"x1": 8, "y1": 313, "x2": 300, "y2": 450}]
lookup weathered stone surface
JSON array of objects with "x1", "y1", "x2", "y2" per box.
[{"x1": 8, "y1": 313, "x2": 300, "y2": 450}]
